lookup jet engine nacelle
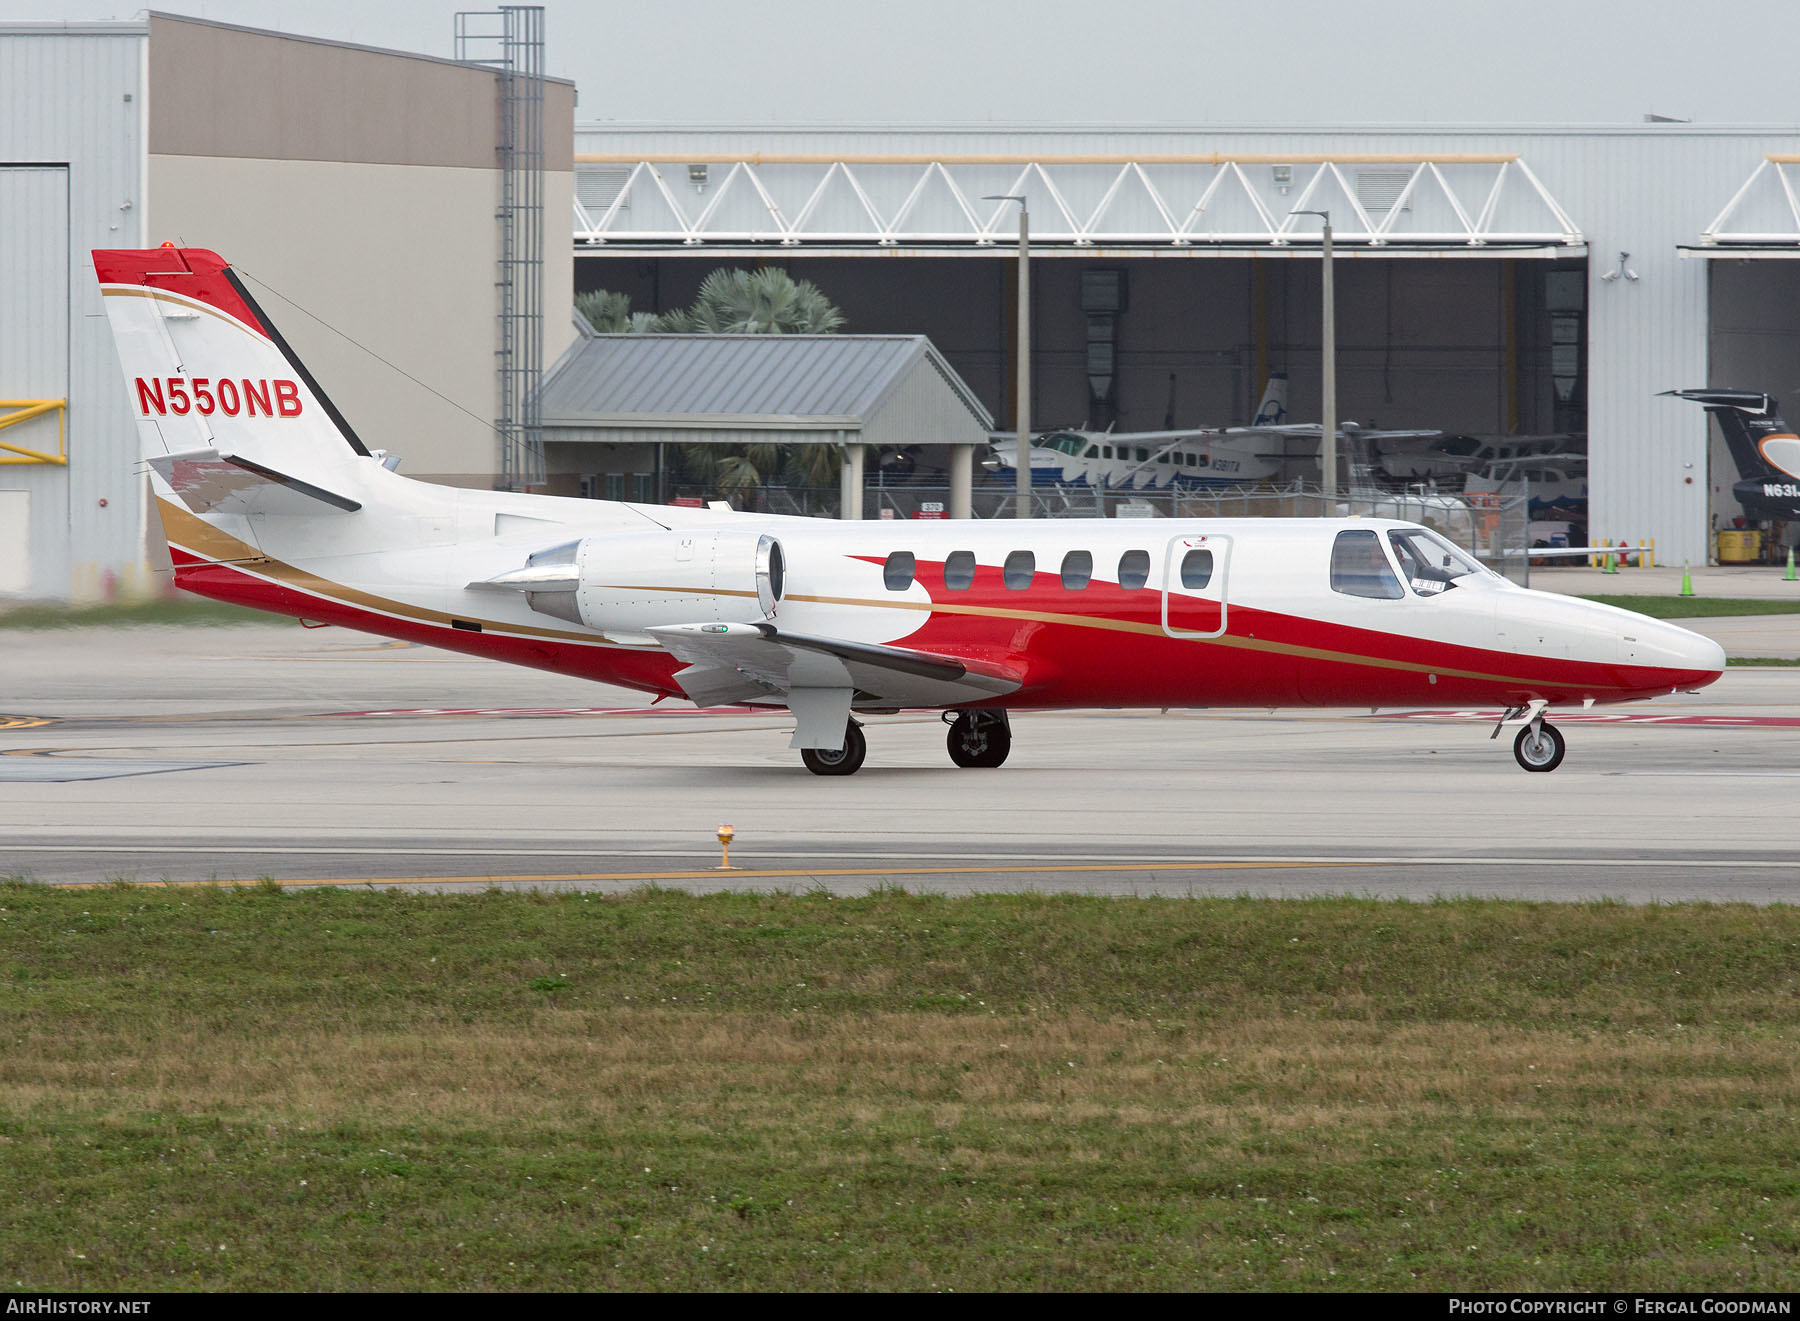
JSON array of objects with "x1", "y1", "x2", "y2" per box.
[{"x1": 551, "y1": 529, "x2": 785, "y2": 634}]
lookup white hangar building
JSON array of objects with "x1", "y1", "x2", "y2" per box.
[
  {"x1": 0, "y1": 12, "x2": 574, "y2": 602},
  {"x1": 571, "y1": 123, "x2": 1800, "y2": 568}
]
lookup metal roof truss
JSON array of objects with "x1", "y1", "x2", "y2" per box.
[
  {"x1": 1690, "y1": 157, "x2": 1800, "y2": 254},
  {"x1": 572, "y1": 155, "x2": 1583, "y2": 253}
]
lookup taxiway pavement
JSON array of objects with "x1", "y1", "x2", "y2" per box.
[{"x1": 4, "y1": 622, "x2": 1799, "y2": 901}]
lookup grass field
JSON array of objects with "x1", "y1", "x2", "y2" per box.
[
  {"x1": 1579, "y1": 595, "x2": 1800, "y2": 619},
  {"x1": 0, "y1": 598, "x2": 267, "y2": 629},
  {"x1": 2, "y1": 883, "x2": 1797, "y2": 1292}
]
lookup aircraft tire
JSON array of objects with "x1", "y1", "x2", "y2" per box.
[
  {"x1": 947, "y1": 711, "x2": 1012, "y2": 768},
  {"x1": 801, "y1": 722, "x2": 867, "y2": 776},
  {"x1": 1513, "y1": 721, "x2": 1566, "y2": 773}
]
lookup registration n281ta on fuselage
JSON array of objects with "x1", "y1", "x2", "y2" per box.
[{"x1": 93, "y1": 246, "x2": 1725, "y2": 775}]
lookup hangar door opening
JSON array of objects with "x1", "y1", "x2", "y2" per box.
[
  {"x1": 1707, "y1": 260, "x2": 1800, "y2": 545},
  {"x1": 578, "y1": 251, "x2": 1587, "y2": 525}
]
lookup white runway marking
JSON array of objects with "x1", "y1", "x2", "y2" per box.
[{"x1": 1604, "y1": 770, "x2": 1800, "y2": 778}]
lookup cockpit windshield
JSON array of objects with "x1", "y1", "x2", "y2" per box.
[
  {"x1": 1387, "y1": 528, "x2": 1489, "y2": 597},
  {"x1": 1035, "y1": 433, "x2": 1088, "y2": 457}
]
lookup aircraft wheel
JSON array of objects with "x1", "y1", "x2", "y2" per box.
[
  {"x1": 801, "y1": 722, "x2": 867, "y2": 777},
  {"x1": 946, "y1": 711, "x2": 1012, "y2": 768},
  {"x1": 1513, "y1": 721, "x2": 1566, "y2": 773}
]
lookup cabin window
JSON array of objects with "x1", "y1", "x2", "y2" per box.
[
  {"x1": 1135, "y1": 448, "x2": 1149, "y2": 462},
  {"x1": 1179, "y1": 548, "x2": 1214, "y2": 590},
  {"x1": 1102, "y1": 445, "x2": 1113, "y2": 460},
  {"x1": 1061, "y1": 550, "x2": 1093, "y2": 590},
  {"x1": 943, "y1": 550, "x2": 975, "y2": 590},
  {"x1": 883, "y1": 551, "x2": 916, "y2": 591},
  {"x1": 1158, "y1": 452, "x2": 1171, "y2": 464},
  {"x1": 1330, "y1": 529, "x2": 1404, "y2": 600},
  {"x1": 1084, "y1": 445, "x2": 1100, "y2": 458},
  {"x1": 1185, "y1": 453, "x2": 1197, "y2": 467},
  {"x1": 1003, "y1": 550, "x2": 1036, "y2": 590},
  {"x1": 1118, "y1": 549, "x2": 1151, "y2": 590}
]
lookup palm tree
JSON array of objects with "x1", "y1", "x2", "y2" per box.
[
  {"x1": 573, "y1": 289, "x2": 660, "y2": 334},
  {"x1": 577, "y1": 272, "x2": 850, "y2": 506},
  {"x1": 662, "y1": 268, "x2": 846, "y2": 335},
  {"x1": 577, "y1": 269, "x2": 846, "y2": 336},
  {"x1": 661, "y1": 270, "x2": 848, "y2": 503}
]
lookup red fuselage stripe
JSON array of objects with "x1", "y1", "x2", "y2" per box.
[{"x1": 168, "y1": 548, "x2": 1714, "y2": 710}]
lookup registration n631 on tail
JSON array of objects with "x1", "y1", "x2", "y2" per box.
[{"x1": 95, "y1": 247, "x2": 1725, "y2": 775}]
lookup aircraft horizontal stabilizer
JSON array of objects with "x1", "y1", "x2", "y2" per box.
[
  {"x1": 147, "y1": 447, "x2": 362, "y2": 515},
  {"x1": 646, "y1": 621, "x2": 1022, "y2": 710}
]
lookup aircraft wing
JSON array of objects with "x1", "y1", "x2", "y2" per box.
[
  {"x1": 1239, "y1": 425, "x2": 1445, "y2": 442},
  {"x1": 646, "y1": 621, "x2": 1023, "y2": 710},
  {"x1": 1088, "y1": 428, "x2": 1225, "y2": 443},
  {"x1": 1348, "y1": 428, "x2": 1446, "y2": 442}
]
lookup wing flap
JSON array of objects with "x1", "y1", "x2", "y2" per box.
[{"x1": 646, "y1": 622, "x2": 1022, "y2": 709}]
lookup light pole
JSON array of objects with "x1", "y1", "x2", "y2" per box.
[
  {"x1": 985, "y1": 194, "x2": 1031, "y2": 519},
  {"x1": 1292, "y1": 209, "x2": 1337, "y2": 503}
]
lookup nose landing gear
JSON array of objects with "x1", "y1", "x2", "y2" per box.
[
  {"x1": 1494, "y1": 700, "x2": 1566, "y2": 772},
  {"x1": 1512, "y1": 720, "x2": 1566, "y2": 772},
  {"x1": 945, "y1": 709, "x2": 1012, "y2": 768}
]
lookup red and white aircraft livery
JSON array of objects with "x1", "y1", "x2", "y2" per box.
[{"x1": 94, "y1": 246, "x2": 1725, "y2": 775}]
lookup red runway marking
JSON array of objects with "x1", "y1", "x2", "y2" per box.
[{"x1": 1383, "y1": 710, "x2": 1800, "y2": 727}]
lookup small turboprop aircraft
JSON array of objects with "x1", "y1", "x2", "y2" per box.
[
  {"x1": 1464, "y1": 456, "x2": 1589, "y2": 519},
  {"x1": 94, "y1": 247, "x2": 1725, "y2": 775},
  {"x1": 984, "y1": 376, "x2": 1294, "y2": 490},
  {"x1": 985, "y1": 375, "x2": 1447, "y2": 492},
  {"x1": 1663, "y1": 388, "x2": 1800, "y2": 522},
  {"x1": 1377, "y1": 432, "x2": 1583, "y2": 484}
]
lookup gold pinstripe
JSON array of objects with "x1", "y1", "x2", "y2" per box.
[
  {"x1": 100, "y1": 285, "x2": 263, "y2": 337},
  {"x1": 157, "y1": 500, "x2": 614, "y2": 646}
]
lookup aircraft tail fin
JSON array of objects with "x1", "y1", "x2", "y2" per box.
[
  {"x1": 92, "y1": 246, "x2": 374, "y2": 513},
  {"x1": 1251, "y1": 372, "x2": 1289, "y2": 426},
  {"x1": 1661, "y1": 388, "x2": 1800, "y2": 484}
]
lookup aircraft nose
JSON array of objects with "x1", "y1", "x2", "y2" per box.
[
  {"x1": 1675, "y1": 624, "x2": 1727, "y2": 679},
  {"x1": 1641, "y1": 618, "x2": 1726, "y2": 687}
]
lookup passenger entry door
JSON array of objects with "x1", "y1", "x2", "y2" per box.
[{"x1": 1161, "y1": 534, "x2": 1229, "y2": 638}]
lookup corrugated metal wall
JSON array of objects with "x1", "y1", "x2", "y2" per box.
[
  {"x1": 578, "y1": 123, "x2": 1800, "y2": 565},
  {"x1": 0, "y1": 167, "x2": 68, "y2": 596},
  {"x1": 0, "y1": 26, "x2": 146, "y2": 601}
]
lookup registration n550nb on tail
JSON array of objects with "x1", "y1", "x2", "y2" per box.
[{"x1": 95, "y1": 246, "x2": 1725, "y2": 774}]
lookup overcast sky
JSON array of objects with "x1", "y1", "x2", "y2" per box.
[{"x1": 5, "y1": 0, "x2": 1798, "y2": 125}]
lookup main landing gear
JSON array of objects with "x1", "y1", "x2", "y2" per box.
[
  {"x1": 1494, "y1": 700, "x2": 1566, "y2": 773},
  {"x1": 944, "y1": 709, "x2": 1012, "y2": 769},
  {"x1": 797, "y1": 711, "x2": 1013, "y2": 776},
  {"x1": 800, "y1": 720, "x2": 866, "y2": 777}
]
